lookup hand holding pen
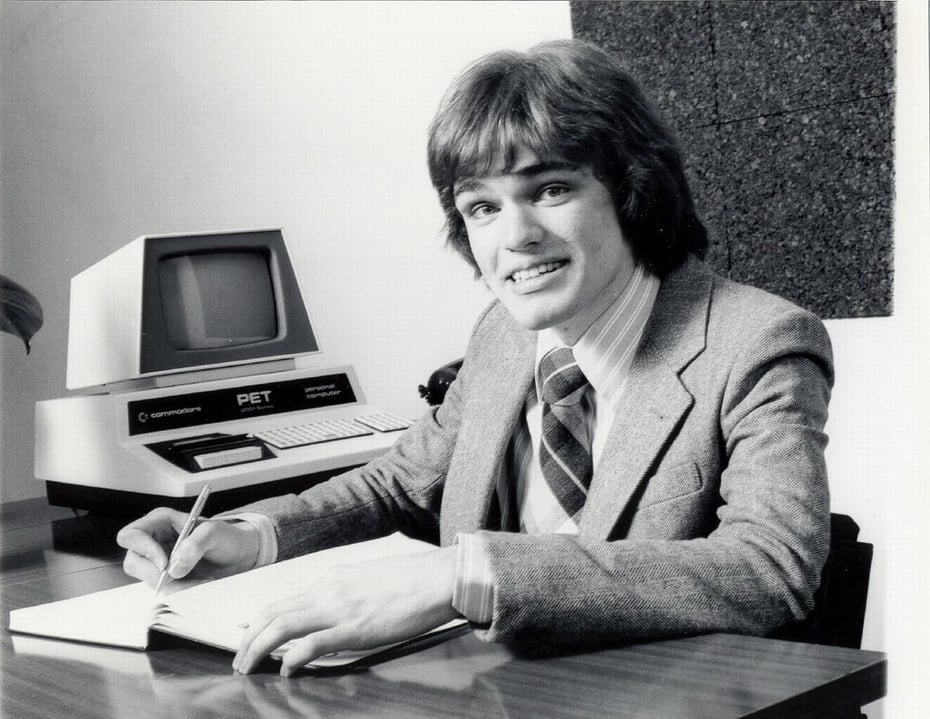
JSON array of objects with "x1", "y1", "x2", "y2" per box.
[
  {"x1": 154, "y1": 484, "x2": 211, "y2": 595},
  {"x1": 117, "y1": 484, "x2": 263, "y2": 589}
]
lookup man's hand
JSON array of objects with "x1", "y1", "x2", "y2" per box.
[
  {"x1": 232, "y1": 546, "x2": 460, "y2": 677},
  {"x1": 117, "y1": 508, "x2": 261, "y2": 587}
]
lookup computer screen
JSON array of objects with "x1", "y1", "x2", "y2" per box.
[
  {"x1": 66, "y1": 228, "x2": 318, "y2": 389},
  {"x1": 159, "y1": 251, "x2": 278, "y2": 350}
]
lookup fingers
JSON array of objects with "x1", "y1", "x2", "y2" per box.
[
  {"x1": 234, "y1": 611, "x2": 349, "y2": 678},
  {"x1": 116, "y1": 508, "x2": 187, "y2": 583},
  {"x1": 116, "y1": 508, "x2": 216, "y2": 584},
  {"x1": 117, "y1": 507, "x2": 188, "y2": 546},
  {"x1": 278, "y1": 628, "x2": 348, "y2": 678},
  {"x1": 165, "y1": 520, "x2": 220, "y2": 578},
  {"x1": 233, "y1": 595, "x2": 325, "y2": 675},
  {"x1": 116, "y1": 526, "x2": 168, "y2": 572},
  {"x1": 122, "y1": 548, "x2": 162, "y2": 586}
]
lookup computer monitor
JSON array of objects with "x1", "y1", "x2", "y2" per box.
[{"x1": 66, "y1": 228, "x2": 318, "y2": 390}]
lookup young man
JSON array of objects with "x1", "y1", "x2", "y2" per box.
[{"x1": 118, "y1": 40, "x2": 833, "y2": 677}]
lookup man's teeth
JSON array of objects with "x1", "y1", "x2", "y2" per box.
[{"x1": 511, "y1": 262, "x2": 564, "y2": 282}]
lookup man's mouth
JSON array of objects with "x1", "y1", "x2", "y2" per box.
[{"x1": 509, "y1": 261, "x2": 566, "y2": 283}]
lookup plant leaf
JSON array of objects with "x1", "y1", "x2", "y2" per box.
[{"x1": 0, "y1": 275, "x2": 44, "y2": 354}]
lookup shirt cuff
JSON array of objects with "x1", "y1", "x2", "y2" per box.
[
  {"x1": 218, "y1": 512, "x2": 278, "y2": 568},
  {"x1": 451, "y1": 532, "x2": 495, "y2": 624}
]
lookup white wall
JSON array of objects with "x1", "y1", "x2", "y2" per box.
[
  {"x1": 847, "y1": 4, "x2": 929, "y2": 712},
  {"x1": 0, "y1": 0, "x2": 571, "y2": 501},
  {"x1": 2, "y1": 2, "x2": 928, "y2": 706}
]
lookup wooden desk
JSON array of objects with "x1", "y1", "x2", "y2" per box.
[{"x1": 1, "y1": 498, "x2": 886, "y2": 718}]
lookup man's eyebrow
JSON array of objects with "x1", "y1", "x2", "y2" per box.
[{"x1": 453, "y1": 160, "x2": 581, "y2": 197}]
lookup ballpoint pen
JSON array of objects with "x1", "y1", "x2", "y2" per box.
[{"x1": 154, "y1": 484, "x2": 211, "y2": 595}]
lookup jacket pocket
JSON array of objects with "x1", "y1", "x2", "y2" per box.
[{"x1": 638, "y1": 461, "x2": 703, "y2": 509}]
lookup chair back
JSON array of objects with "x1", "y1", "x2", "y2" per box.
[{"x1": 770, "y1": 513, "x2": 873, "y2": 648}]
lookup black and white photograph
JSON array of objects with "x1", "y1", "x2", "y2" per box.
[{"x1": 1, "y1": 2, "x2": 926, "y2": 717}]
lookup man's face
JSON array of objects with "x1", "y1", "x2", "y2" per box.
[{"x1": 453, "y1": 146, "x2": 636, "y2": 344}]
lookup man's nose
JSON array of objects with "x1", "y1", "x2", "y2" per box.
[{"x1": 503, "y1": 205, "x2": 542, "y2": 250}]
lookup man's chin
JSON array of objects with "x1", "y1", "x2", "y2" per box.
[{"x1": 501, "y1": 304, "x2": 568, "y2": 333}]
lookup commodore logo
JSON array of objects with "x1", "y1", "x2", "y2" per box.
[{"x1": 139, "y1": 406, "x2": 202, "y2": 423}]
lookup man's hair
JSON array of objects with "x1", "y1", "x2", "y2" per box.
[{"x1": 427, "y1": 39, "x2": 707, "y2": 277}]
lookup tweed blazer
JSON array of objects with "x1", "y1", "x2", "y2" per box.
[{"x1": 239, "y1": 257, "x2": 834, "y2": 646}]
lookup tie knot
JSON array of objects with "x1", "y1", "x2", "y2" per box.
[{"x1": 539, "y1": 347, "x2": 588, "y2": 405}]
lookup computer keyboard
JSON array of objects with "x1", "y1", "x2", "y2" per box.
[{"x1": 253, "y1": 412, "x2": 410, "y2": 450}]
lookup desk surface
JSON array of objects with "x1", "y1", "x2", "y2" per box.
[{"x1": 1, "y1": 498, "x2": 886, "y2": 719}]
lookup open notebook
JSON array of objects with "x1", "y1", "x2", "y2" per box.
[{"x1": 7, "y1": 532, "x2": 468, "y2": 670}]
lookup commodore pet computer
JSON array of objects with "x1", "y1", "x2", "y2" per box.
[{"x1": 34, "y1": 228, "x2": 409, "y2": 515}]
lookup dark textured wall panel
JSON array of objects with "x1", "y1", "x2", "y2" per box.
[
  {"x1": 571, "y1": 0, "x2": 895, "y2": 318},
  {"x1": 712, "y1": 1, "x2": 895, "y2": 119},
  {"x1": 717, "y1": 99, "x2": 894, "y2": 317},
  {"x1": 570, "y1": 1, "x2": 717, "y2": 127}
]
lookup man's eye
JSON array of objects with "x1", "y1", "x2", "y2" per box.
[
  {"x1": 538, "y1": 184, "x2": 569, "y2": 201},
  {"x1": 470, "y1": 203, "x2": 497, "y2": 218}
]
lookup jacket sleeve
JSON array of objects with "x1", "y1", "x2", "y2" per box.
[
  {"x1": 228, "y1": 307, "x2": 496, "y2": 560},
  {"x1": 474, "y1": 307, "x2": 833, "y2": 646}
]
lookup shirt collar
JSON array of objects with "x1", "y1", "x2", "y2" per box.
[{"x1": 536, "y1": 264, "x2": 660, "y2": 411}]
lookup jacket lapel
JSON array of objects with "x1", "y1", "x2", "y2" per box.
[
  {"x1": 581, "y1": 259, "x2": 713, "y2": 540},
  {"x1": 443, "y1": 307, "x2": 536, "y2": 537}
]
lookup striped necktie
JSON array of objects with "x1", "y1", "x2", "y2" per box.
[{"x1": 538, "y1": 346, "x2": 592, "y2": 521}]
